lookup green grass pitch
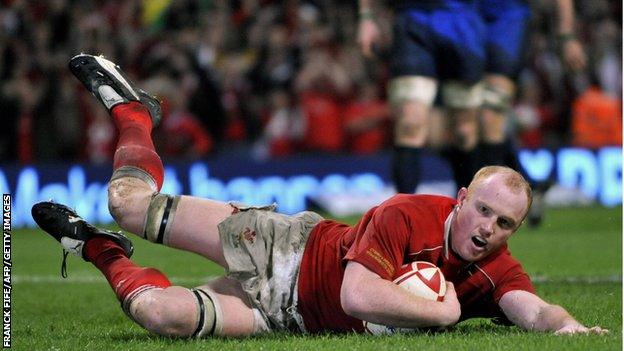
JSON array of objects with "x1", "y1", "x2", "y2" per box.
[{"x1": 10, "y1": 206, "x2": 622, "y2": 350}]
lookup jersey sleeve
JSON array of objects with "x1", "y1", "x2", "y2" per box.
[
  {"x1": 492, "y1": 254, "x2": 536, "y2": 303},
  {"x1": 343, "y1": 205, "x2": 411, "y2": 280}
]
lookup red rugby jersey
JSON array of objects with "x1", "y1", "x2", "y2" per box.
[{"x1": 297, "y1": 194, "x2": 535, "y2": 333}]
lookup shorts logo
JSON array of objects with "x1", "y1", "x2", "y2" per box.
[{"x1": 240, "y1": 227, "x2": 256, "y2": 244}]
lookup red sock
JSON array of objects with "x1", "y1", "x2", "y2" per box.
[
  {"x1": 85, "y1": 237, "x2": 171, "y2": 304},
  {"x1": 111, "y1": 102, "x2": 164, "y2": 190}
]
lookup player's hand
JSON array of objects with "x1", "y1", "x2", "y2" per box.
[
  {"x1": 440, "y1": 282, "x2": 461, "y2": 326},
  {"x1": 562, "y1": 39, "x2": 586, "y2": 72},
  {"x1": 554, "y1": 324, "x2": 609, "y2": 335},
  {"x1": 357, "y1": 17, "x2": 380, "y2": 58}
]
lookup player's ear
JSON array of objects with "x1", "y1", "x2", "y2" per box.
[{"x1": 457, "y1": 187, "x2": 468, "y2": 206}]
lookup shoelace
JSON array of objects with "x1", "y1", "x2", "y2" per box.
[{"x1": 61, "y1": 249, "x2": 69, "y2": 278}]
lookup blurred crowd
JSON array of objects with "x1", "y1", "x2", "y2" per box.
[{"x1": 0, "y1": 0, "x2": 621, "y2": 164}]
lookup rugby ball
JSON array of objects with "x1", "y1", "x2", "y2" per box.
[{"x1": 363, "y1": 261, "x2": 446, "y2": 335}]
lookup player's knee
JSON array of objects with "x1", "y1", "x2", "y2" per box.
[
  {"x1": 388, "y1": 76, "x2": 437, "y2": 146},
  {"x1": 482, "y1": 82, "x2": 513, "y2": 113},
  {"x1": 482, "y1": 75, "x2": 514, "y2": 114},
  {"x1": 108, "y1": 178, "x2": 152, "y2": 232},
  {"x1": 136, "y1": 298, "x2": 186, "y2": 336},
  {"x1": 441, "y1": 81, "x2": 484, "y2": 109},
  {"x1": 480, "y1": 82, "x2": 513, "y2": 143},
  {"x1": 131, "y1": 287, "x2": 198, "y2": 337},
  {"x1": 388, "y1": 76, "x2": 437, "y2": 107}
]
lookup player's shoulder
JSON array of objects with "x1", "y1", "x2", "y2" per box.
[
  {"x1": 383, "y1": 193, "x2": 457, "y2": 208},
  {"x1": 378, "y1": 194, "x2": 456, "y2": 220}
]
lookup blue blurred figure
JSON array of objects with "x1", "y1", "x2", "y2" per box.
[{"x1": 358, "y1": 0, "x2": 488, "y2": 194}]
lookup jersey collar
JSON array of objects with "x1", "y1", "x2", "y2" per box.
[{"x1": 443, "y1": 205, "x2": 458, "y2": 260}]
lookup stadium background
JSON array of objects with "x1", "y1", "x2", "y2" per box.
[
  {"x1": 0, "y1": 0, "x2": 621, "y2": 225},
  {"x1": 0, "y1": 1, "x2": 622, "y2": 350}
]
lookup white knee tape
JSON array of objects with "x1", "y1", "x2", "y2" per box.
[
  {"x1": 143, "y1": 193, "x2": 180, "y2": 245},
  {"x1": 388, "y1": 76, "x2": 438, "y2": 106},
  {"x1": 482, "y1": 83, "x2": 513, "y2": 112},
  {"x1": 191, "y1": 288, "x2": 223, "y2": 337},
  {"x1": 111, "y1": 166, "x2": 158, "y2": 192},
  {"x1": 442, "y1": 81, "x2": 484, "y2": 109}
]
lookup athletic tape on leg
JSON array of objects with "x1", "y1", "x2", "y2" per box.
[
  {"x1": 111, "y1": 166, "x2": 158, "y2": 191},
  {"x1": 388, "y1": 76, "x2": 438, "y2": 106},
  {"x1": 442, "y1": 81, "x2": 484, "y2": 109},
  {"x1": 144, "y1": 193, "x2": 180, "y2": 245},
  {"x1": 191, "y1": 288, "x2": 223, "y2": 337},
  {"x1": 482, "y1": 83, "x2": 512, "y2": 112}
]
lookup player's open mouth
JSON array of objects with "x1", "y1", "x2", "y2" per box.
[{"x1": 471, "y1": 236, "x2": 487, "y2": 248}]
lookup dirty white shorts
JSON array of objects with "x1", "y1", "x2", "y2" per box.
[{"x1": 218, "y1": 204, "x2": 323, "y2": 333}]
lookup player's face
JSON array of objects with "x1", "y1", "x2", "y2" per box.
[{"x1": 451, "y1": 175, "x2": 528, "y2": 262}]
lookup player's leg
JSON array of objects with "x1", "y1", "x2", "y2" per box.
[
  {"x1": 430, "y1": 7, "x2": 486, "y2": 189},
  {"x1": 479, "y1": 20, "x2": 524, "y2": 172},
  {"x1": 479, "y1": 73, "x2": 526, "y2": 172},
  {"x1": 388, "y1": 11, "x2": 439, "y2": 193},
  {"x1": 69, "y1": 54, "x2": 233, "y2": 267},
  {"x1": 443, "y1": 82, "x2": 485, "y2": 152},
  {"x1": 129, "y1": 277, "x2": 263, "y2": 337},
  {"x1": 478, "y1": 2, "x2": 530, "y2": 168},
  {"x1": 481, "y1": 74, "x2": 515, "y2": 145},
  {"x1": 439, "y1": 80, "x2": 485, "y2": 189},
  {"x1": 108, "y1": 177, "x2": 233, "y2": 267},
  {"x1": 389, "y1": 76, "x2": 438, "y2": 193},
  {"x1": 477, "y1": 4, "x2": 545, "y2": 226},
  {"x1": 31, "y1": 202, "x2": 259, "y2": 338},
  {"x1": 441, "y1": 81, "x2": 485, "y2": 189}
]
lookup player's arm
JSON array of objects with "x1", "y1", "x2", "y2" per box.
[
  {"x1": 499, "y1": 290, "x2": 608, "y2": 334},
  {"x1": 357, "y1": 0, "x2": 380, "y2": 57},
  {"x1": 341, "y1": 261, "x2": 460, "y2": 328},
  {"x1": 555, "y1": 0, "x2": 586, "y2": 71}
]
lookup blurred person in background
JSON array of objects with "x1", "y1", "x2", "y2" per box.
[
  {"x1": 249, "y1": 23, "x2": 299, "y2": 99},
  {"x1": 159, "y1": 86, "x2": 214, "y2": 160},
  {"x1": 474, "y1": 0, "x2": 585, "y2": 169},
  {"x1": 590, "y1": 19, "x2": 621, "y2": 99},
  {"x1": 295, "y1": 27, "x2": 352, "y2": 153},
  {"x1": 442, "y1": 0, "x2": 533, "y2": 191},
  {"x1": 254, "y1": 88, "x2": 305, "y2": 159},
  {"x1": 1, "y1": 44, "x2": 44, "y2": 163},
  {"x1": 343, "y1": 81, "x2": 391, "y2": 154},
  {"x1": 0, "y1": 0, "x2": 619, "y2": 166},
  {"x1": 568, "y1": 15, "x2": 621, "y2": 149},
  {"x1": 185, "y1": 6, "x2": 229, "y2": 150},
  {"x1": 142, "y1": 51, "x2": 214, "y2": 160},
  {"x1": 85, "y1": 98, "x2": 116, "y2": 164},
  {"x1": 518, "y1": 31, "x2": 569, "y2": 147},
  {"x1": 512, "y1": 71, "x2": 550, "y2": 149},
  {"x1": 219, "y1": 53, "x2": 261, "y2": 147},
  {"x1": 160, "y1": 105, "x2": 214, "y2": 159},
  {"x1": 53, "y1": 73, "x2": 83, "y2": 161},
  {"x1": 358, "y1": 0, "x2": 487, "y2": 194},
  {"x1": 571, "y1": 75, "x2": 622, "y2": 148},
  {"x1": 566, "y1": 11, "x2": 621, "y2": 149}
]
